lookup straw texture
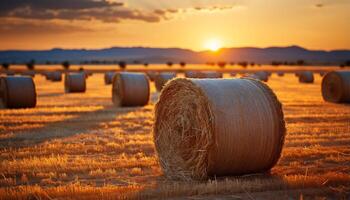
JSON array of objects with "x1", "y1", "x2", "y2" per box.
[
  {"x1": 64, "y1": 73, "x2": 86, "y2": 93},
  {"x1": 104, "y1": 72, "x2": 116, "y2": 85},
  {"x1": 154, "y1": 78, "x2": 286, "y2": 180},
  {"x1": 112, "y1": 72, "x2": 150, "y2": 107},
  {"x1": 321, "y1": 71, "x2": 350, "y2": 103},
  {"x1": 298, "y1": 71, "x2": 314, "y2": 83},
  {"x1": 155, "y1": 72, "x2": 176, "y2": 92},
  {"x1": 0, "y1": 76, "x2": 36, "y2": 108}
]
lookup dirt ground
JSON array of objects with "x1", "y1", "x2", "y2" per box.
[{"x1": 0, "y1": 70, "x2": 349, "y2": 199}]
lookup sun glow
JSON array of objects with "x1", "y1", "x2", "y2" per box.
[{"x1": 205, "y1": 38, "x2": 222, "y2": 51}]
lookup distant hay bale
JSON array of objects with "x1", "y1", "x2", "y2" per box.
[
  {"x1": 146, "y1": 72, "x2": 158, "y2": 82},
  {"x1": 199, "y1": 71, "x2": 223, "y2": 78},
  {"x1": 230, "y1": 72, "x2": 236, "y2": 77},
  {"x1": 22, "y1": 70, "x2": 35, "y2": 77},
  {"x1": 185, "y1": 71, "x2": 222, "y2": 79},
  {"x1": 64, "y1": 73, "x2": 86, "y2": 93},
  {"x1": 155, "y1": 72, "x2": 176, "y2": 92},
  {"x1": 154, "y1": 78, "x2": 286, "y2": 180},
  {"x1": 112, "y1": 72, "x2": 150, "y2": 107},
  {"x1": 242, "y1": 72, "x2": 268, "y2": 82},
  {"x1": 5, "y1": 71, "x2": 15, "y2": 76},
  {"x1": 277, "y1": 72, "x2": 284, "y2": 77},
  {"x1": 254, "y1": 71, "x2": 269, "y2": 82},
  {"x1": 104, "y1": 72, "x2": 116, "y2": 85},
  {"x1": 0, "y1": 76, "x2": 36, "y2": 108},
  {"x1": 321, "y1": 71, "x2": 350, "y2": 103},
  {"x1": 46, "y1": 71, "x2": 62, "y2": 82},
  {"x1": 184, "y1": 71, "x2": 199, "y2": 78},
  {"x1": 298, "y1": 71, "x2": 314, "y2": 83}
]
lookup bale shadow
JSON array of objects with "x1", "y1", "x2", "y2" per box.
[{"x1": 0, "y1": 105, "x2": 137, "y2": 148}]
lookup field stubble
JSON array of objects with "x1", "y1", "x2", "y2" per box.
[{"x1": 0, "y1": 72, "x2": 349, "y2": 199}]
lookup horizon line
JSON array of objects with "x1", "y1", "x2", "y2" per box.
[{"x1": 1, "y1": 45, "x2": 350, "y2": 52}]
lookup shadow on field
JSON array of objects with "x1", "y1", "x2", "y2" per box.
[
  {"x1": 37, "y1": 92, "x2": 65, "y2": 98},
  {"x1": 0, "y1": 105, "x2": 136, "y2": 148}
]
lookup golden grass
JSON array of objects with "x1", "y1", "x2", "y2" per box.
[{"x1": 0, "y1": 72, "x2": 349, "y2": 199}]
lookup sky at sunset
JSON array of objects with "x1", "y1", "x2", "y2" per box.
[{"x1": 0, "y1": 0, "x2": 349, "y2": 51}]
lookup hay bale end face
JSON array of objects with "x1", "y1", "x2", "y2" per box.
[
  {"x1": 0, "y1": 76, "x2": 36, "y2": 108},
  {"x1": 321, "y1": 71, "x2": 350, "y2": 103},
  {"x1": 104, "y1": 72, "x2": 116, "y2": 85},
  {"x1": 154, "y1": 78, "x2": 286, "y2": 180},
  {"x1": 155, "y1": 72, "x2": 176, "y2": 92},
  {"x1": 298, "y1": 71, "x2": 314, "y2": 83},
  {"x1": 112, "y1": 72, "x2": 150, "y2": 107},
  {"x1": 64, "y1": 73, "x2": 86, "y2": 93}
]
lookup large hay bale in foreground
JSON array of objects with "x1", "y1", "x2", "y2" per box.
[
  {"x1": 112, "y1": 72, "x2": 150, "y2": 107},
  {"x1": 155, "y1": 72, "x2": 176, "y2": 92},
  {"x1": 321, "y1": 71, "x2": 350, "y2": 103},
  {"x1": 298, "y1": 71, "x2": 314, "y2": 83},
  {"x1": 0, "y1": 76, "x2": 36, "y2": 108},
  {"x1": 104, "y1": 72, "x2": 116, "y2": 85},
  {"x1": 154, "y1": 78, "x2": 286, "y2": 180},
  {"x1": 64, "y1": 73, "x2": 86, "y2": 93}
]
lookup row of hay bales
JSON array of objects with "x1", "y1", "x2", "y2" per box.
[{"x1": 0, "y1": 72, "x2": 88, "y2": 108}]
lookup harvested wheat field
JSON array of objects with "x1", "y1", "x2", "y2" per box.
[{"x1": 0, "y1": 70, "x2": 349, "y2": 199}]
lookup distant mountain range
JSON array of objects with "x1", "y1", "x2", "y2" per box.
[{"x1": 0, "y1": 45, "x2": 349, "y2": 65}]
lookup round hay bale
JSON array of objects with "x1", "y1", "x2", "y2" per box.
[
  {"x1": 277, "y1": 72, "x2": 284, "y2": 77},
  {"x1": 64, "y1": 73, "x2": 86, "y2": 93},
  {"x1": 254, "y1": 71, "x2": 269, "y2": 82},
  {"x1": 298, "y1": 71, "x2": 314, "y2": 83},
  {"x1": 185, "y1": 71, "x2": 199, "y2": 78},
  {"x1": 155, "y1": 72, "x2": 176, "y2": 92},
  {"x1": 112, "y1": 72, "x2": 150, "y2": 107},
  {"x1": 321, "y1": 71, "x2": 350, "y2": 103},
  {"x1": 46, "y1": 71, "x2": 62, "y2": 82},
  {"x1": 230, "y1": 72, "x2": 237, "y2": 77},
  {"x1": 154, "y1": 78, "x2": 286, "y2": 180},
  {"x1": 22, "y1": 70, "x2": 35, "y2": 77},
  {"x1": 5, "y1": 71, "x2": 15, "y2": 76},
  {"x1": 146, "y1": 72, "x2": 158, "y2": 82},
  {"x1": 0, "y1": 76, "x2": 36, "y2": 108},
  {"x1": 199, "y1": 71, "x2": 223, "y2": 79},
  {"x1": 104, "y1": 72, "x2": 116, "y2": 85}
]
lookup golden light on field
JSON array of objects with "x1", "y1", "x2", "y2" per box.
[{"x1": 204, "y1": 38, "x2": 222, "y2": 52}]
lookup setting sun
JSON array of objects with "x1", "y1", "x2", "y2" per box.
[{"x1": 205, "y1": 39, "x2": 222, "y2": 51}]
